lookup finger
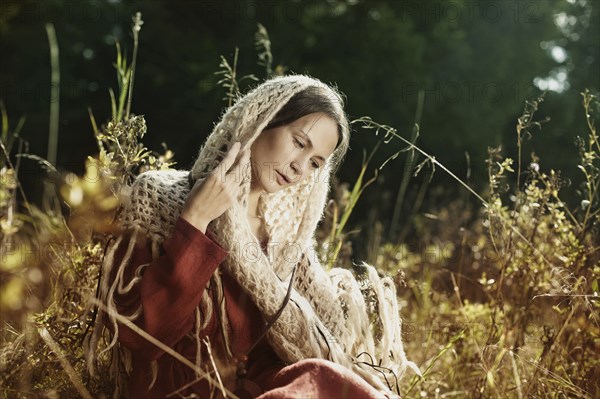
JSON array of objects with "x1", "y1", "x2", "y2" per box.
[
  {"x1": 228, "y1": 149, "x2": 251, "y2": 184},
  {"x1": 232, "y1": 146, "x2": 249, "y2": 168},
  {"x1": 216, "y1": 141, "x2": 241, "y2": 175}
]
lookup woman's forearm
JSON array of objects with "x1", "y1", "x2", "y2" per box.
[{"x1": 104, "y1": 216, "x2": 228, "y2": 361}]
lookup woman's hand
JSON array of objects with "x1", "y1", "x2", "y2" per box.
[{"x1": 181, "y1": 141, "x2": 250, "y2": 233}]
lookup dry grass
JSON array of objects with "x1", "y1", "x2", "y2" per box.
[{"x1": 1, "y1": 13, "x2": 598, "y2": 399}]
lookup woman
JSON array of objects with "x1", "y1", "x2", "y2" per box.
[{"x1": 85, "y1": 74, "x2": 419, "y2": 398}]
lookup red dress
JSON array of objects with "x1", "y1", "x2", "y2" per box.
[{"x1": 105, "y1": 215, "x2": 388, "y2": 398}]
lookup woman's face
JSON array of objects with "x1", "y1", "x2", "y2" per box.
[{"x1": 250, "y1": 112, "x2": 339, "y2": 193}]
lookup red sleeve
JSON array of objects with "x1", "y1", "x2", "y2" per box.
[{"x1": 104, "y1": 216, "x2": 228, "y2": 361}]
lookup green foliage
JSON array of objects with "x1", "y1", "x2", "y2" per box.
[
  {"x1": 255, "y1": 23, "x2": 274, "y2": 79},
  {"x1": 215, "y1": 47, "x2": 259, "y2": 107},
  {"x1": 1, "y1": 9, "x2": 598, "y2": 399},
  {"x1": 378, "y1": 91, "x2": 600, "y2": 398},
  {"x1": 0, "y1": 13, "x2": 171, "y2": 397}
]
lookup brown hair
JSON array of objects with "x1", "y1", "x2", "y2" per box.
[{"x1": 263, "y1": 84, "x2": 351, "y2": 175}]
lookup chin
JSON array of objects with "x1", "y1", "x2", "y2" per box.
[
  {"x1": 265, "y1": 177, "x2": 292, "y2": 193},
  {"x1": 269, "y1": 182, "x2": 287, "y2": 193},
  {"x1": 259, "y1": 178, "x2": 281, "y2": 194}
]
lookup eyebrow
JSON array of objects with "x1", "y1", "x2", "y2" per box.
[{"x1": 297, "y1": 128, "x2": 327, "y2": 164}]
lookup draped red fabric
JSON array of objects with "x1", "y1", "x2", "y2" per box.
[{"x1": 104, "y1": 216, "x2": 387, "y2": 399}]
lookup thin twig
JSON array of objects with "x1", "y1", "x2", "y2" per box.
[
  {"x1": 125, "y1": 12, "x2": 143, "y2": 119},
  {"x1": 45, "y1": 23, "x2": 60, "y2": 166},
  {"x1": 89, "y1": 298, "x2": 238, "y2": 399},
  {"x1": 38, "y1": 327, "x2": 94, "y2": 399}
]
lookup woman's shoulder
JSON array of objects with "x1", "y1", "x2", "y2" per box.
[
  {"x1": 128, "y1": 169, "x2": 191, "y2": 194},
  {"x1": 120, "y1": 169, "x2": 192, "y2": 242}
]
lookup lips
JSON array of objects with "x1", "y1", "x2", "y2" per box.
[{"x1": 276, "y1": 170, "x2": 291, "y2": 184}]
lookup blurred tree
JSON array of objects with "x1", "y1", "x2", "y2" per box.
[{"x1": 0, "y1": 0, "x2": 597, "y2": 247}]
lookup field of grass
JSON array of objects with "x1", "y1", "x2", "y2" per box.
[{"x1": 1, "y1": 15, "x2": 598, "y2": 399}]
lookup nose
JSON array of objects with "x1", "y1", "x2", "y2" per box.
[
  {"x1": 289, "y1": 160, "x2": 301, "y2": 177},
  {"x1": 288, "y1": 157, "x2": 309, "y2": 180}
]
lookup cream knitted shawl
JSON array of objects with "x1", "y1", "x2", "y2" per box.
[{"x1": 87, "y1": 74, "x2": 420, "y2": 398}]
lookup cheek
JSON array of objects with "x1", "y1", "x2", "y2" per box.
[
  {"x1": 253, "y1": 130, "x2": 292, "y2": 170},
  {"x1": 272, "y1": 136, "x2": 288, "y2": 155},
  {"x1": 251, "y1": 139, "x2": 268, "y2": 162},
  {"x1": 269, "y1": 137, "x2": 291, "y2": 166}
]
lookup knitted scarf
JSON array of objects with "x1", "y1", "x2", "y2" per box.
[{"x1": 86, "y1": 73, "x2": 420, "y2": 398}]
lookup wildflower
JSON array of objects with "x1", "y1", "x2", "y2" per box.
[
  {"x1": 581, "y1": 199, "x2": 590, "y2": 209},
  {"x1": 530, "y1": 162, "x2": 540, "y2": 172}
]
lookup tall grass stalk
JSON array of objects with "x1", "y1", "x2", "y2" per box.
[
  {"x1": 255, "y1": 23, "x2": 273, "y2": 78},
  {"x1": 125, "y1": 13, "x2": 143, "y2": 120},
  {"x1": 215, "y1": 47, "x2": 258, "y2": 106},
  {"x1": 389, "y1": 89, "x2": 424, "y2": 242},
  {"x1": 44, "y1": 23, "x2": 59, "y2": 167}
]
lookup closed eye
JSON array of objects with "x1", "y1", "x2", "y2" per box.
[{"x1": 294, "y1": 138, "x2": 320, "y2": 169}]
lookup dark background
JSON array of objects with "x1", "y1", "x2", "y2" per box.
[{"x1": 1, "y1": 0, "x2": 598, "y2": 255}]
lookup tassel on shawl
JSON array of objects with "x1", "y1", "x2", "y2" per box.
[{"x1": 83, "y1": 227, "x2": 224, "y2": 396}]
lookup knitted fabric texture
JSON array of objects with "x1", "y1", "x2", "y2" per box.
[{"x1": 86, "y1": 74, "x2": 420, "y2": 397}]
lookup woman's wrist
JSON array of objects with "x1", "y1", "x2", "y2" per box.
[{"x1": 180, "y1": 211, "x2": 210, "y2": 234}]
